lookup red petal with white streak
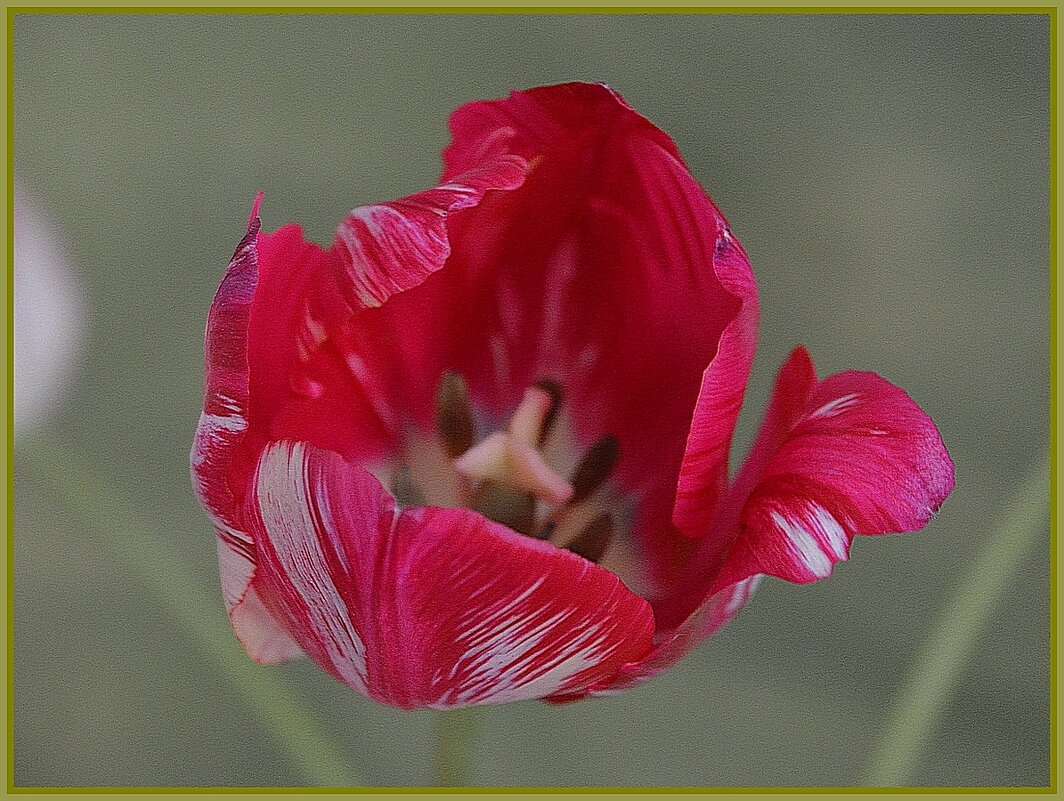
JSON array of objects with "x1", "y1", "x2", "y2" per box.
[
  {"x1": 217, "y1": 536, "x2": 303, "y2": 664},
  {"x1": 710, "y1": 344, "x2": 953, "y2": 587},
  {"x1": 191, "y1": 200, "x2": 259, "y2": 540},
  {"x1": 709, "y1": 346, "x2": 954, "y2": 588},
  {"x1": 249, "y1": 157, "x2": 528, "y2": 463},
  {"x1": 599, "y1": 347, "x2": 952, "y2": 692},
  {"x1": 191, "y1": 200, "x2": 303, "y2": 663},
  {"x1": 588, "y1": 576, "x2": 762, "y2": 697},
  {"x1": 245, "y1": 440, "x2": 655, "y2": 709}
]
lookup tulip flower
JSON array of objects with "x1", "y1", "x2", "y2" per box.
[{"x1": 192, "y1": 82, "x2": 954, "y2": 709}]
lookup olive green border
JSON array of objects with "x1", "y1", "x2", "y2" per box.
[{"x1": 2, "y1": 3, "x2": 1056, "y2": 796}]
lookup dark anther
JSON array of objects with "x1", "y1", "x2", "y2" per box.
[
  {"x1": 570, "y1": 435, "x2": 620, "y2": 504},
  {"x1": 566, "y1": 512, "x2": 614, "y2": 563},
  {"x1": 532, "y1": 378, "x2": 564, "y2": 446},
  {"x1": 435, "y1": 371, "x2": 476, "y2": 458}
]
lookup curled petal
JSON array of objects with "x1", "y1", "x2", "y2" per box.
[
  {"x1": 590, "y1": 576, "x2": 762, "y2": 696},
  {"x1": 635, "y1": 345, "x2": 953, "y2": 674},
  {"x1": 191, "y1": 198, "x2": 259, "y2": 537},
  {"x1": 671, "y1": 223, "x2": 759, "y2": 542},
  {"x1": 708, "y1": 346, "x2": 954, "y2": 588},
  {"x1": 244, "y1": 441, "x2": 654, "y2": 709},
  {"x1": 191, "y1": 199, "x2": 298, "y2": 661},
  {"x1": 334, "y1": 157, "x2": 528, "y2": 309}
]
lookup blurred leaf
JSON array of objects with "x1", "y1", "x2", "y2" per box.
[{"x1": 865, "y1": 454, "x2": 1050, "y2": 786}]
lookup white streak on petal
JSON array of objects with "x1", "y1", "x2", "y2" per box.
[
  {"x1": 256, "y1": 442, "x2": 368, "y2": 693},
  {"x1": 198, "y1": 411, "x2": 246, "y2": 435},
  {"x1": 436, "y1": 576, "x2": 614, "y2": 706},
  {"x1": 771, "y1": 510, "x2": 833, "y2": 578},
  {"x1": 725, "y1": 575, "x2": 761, "y2": 615},
  {"x1": 809, "y1": 392, "x2": 860, "y2": 419},
  {"x1": 339, "y1": 205, "x2": 448, "y2": 308},
  {"x1": 217, "y1": 534, "x2": 255, "y2": 610},
  {"x1": 809, "y1": 502, "x2": 849, "y2": 560}
]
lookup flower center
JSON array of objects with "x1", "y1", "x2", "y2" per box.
[{"x1": 388, "y1": 371, "x2": 621, "y2": 564}]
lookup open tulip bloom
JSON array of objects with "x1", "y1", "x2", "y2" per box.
[{"x1": 192, "y1": 83, "x2": 954, "y2": 709}]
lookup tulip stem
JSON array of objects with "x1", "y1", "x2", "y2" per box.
[
  {"x1": 19, "y1": 435, "x2": 363, "y2": 788},
  {"x1": 863, "y1": 454, "x2": 1050, "y2": 787},
  {"x1": 433, "y1": 707, "x2": 478, "y2": 786}
]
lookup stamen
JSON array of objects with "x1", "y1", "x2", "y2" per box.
[
  {"x1": 570, "y1": 435, "x2": 620, "y2": 504},
  {"x1": 532, "y1": 378, "x2": 563, "y2": 446},
  {"x1": 508, "y1": 386, "x2": 555, "y2": 445},
  {"x1": 565, "y1": 512, "x2": 614, "y2": 563},
  {"x1": 454, "y1": 433, "x2": 573, "y2": 506},
  {"x1": 435, "y1": 371, "x2": 475, "y2": 458},
  {"x1": 440, "y1": 379, "x2": 628, "y2": 551}
]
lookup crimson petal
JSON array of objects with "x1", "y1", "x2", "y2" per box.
[
  {"x1": 190, "y1": 198, "x2": 303, "y2": 662},
  {"x1": 191, "y1": 198, "x2": 259, "y2": 540},
  {"x1": 244, "y1": 440, "x2": 654, "y2": 709},
  {"x1": 709, "y1": 345, "x2": 954, "y2": 589},
  {"x1": 605, "y1": 346, "x2": 952, "y2": 690},
  {"x1": 592, "y1": 576, "x2": 763, "y2": 695},
  {"x1": 250, "y1": 157, "x2": 528, "y2": 462}
]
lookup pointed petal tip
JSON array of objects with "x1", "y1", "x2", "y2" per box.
[
  {"x1": 787, "y1": 343, "x2": 815, "y2": 374},
  {"x1": 247, "y1": 191, "x2": 264, "y2": 229}
]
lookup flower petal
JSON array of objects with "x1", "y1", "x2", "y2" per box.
[
  {"x1": 191, "y1": 197, "x2": 260, "y2": 538},
  {"x1": 285, "y1": 83, "x2": 758, "y2": 594},
  {"x1": 254, "y1": 157, "x2": 529, "y2": 462},
  {"x1": 709, "y1": 346, "x2": 954, "y2": 588},
  {"x1": 217, "y1": 535, "x2": 303, "y2": 664},
  {"x1": 589, "y1": 576, "x2": 763, "y2": 696},
  {"x1": 621, "y1": 346, "x2": 953, "y2": 684},
  {"x1": 191, "y1": 198, "x2": 303, "y2": 663},
  {"x1": 671, "y1": 226, "x2": 759, "y2": 543},
  {"x1": 445, "y1": 84, "x2": 760, "y2": 594},
  {"x1": 244, "y1": 440, "x2": 654, "y2": 709}
]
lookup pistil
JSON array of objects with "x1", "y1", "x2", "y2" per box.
[{"x1": 399, "y1": 371, "x2": 624, "y2": 563}]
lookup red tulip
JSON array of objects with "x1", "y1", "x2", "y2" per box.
[{"x1": 192, "y1": 83, "x2": 954, "y2": 708}]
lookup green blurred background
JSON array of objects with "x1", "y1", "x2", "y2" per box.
[{"x1": 12, "y1": 13, "x2": 1049, "y2": 788}]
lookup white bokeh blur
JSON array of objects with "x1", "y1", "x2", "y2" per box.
[{"x1": 14, "y1": 179, "x2": 84, "y2": 435}]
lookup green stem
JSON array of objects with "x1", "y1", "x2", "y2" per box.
[
  {"x1": 863, "y1": 455, "x2": 1050, "y2": 787},
  {"x1": 433, "y1": 707, "x2": 478, "y2": 786},
  {"x1": 19, "y1": 435, "x2": 362, "y2": 788}
]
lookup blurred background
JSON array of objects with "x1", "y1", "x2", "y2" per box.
[{"x1": 12, "y1": 13, "x2": 1049, "y2": 788}]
